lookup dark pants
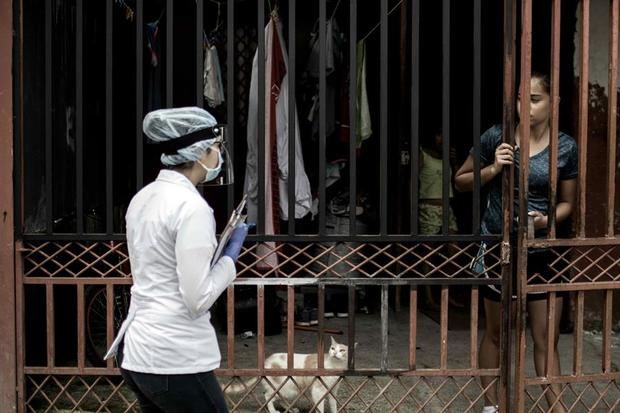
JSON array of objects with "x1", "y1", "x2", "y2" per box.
[{"x1": 117, "y1": 341, "x2": 229, "y2": 413}]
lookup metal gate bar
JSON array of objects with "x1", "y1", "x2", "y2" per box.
[{"x1": 606, "y1": 0, "x2": 619, "y2": 238}]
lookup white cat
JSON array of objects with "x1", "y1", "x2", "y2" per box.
[{"x1": 225, "y1": 336, "x2": 352, "y2": 413}]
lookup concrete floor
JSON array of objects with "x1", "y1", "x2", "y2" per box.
[{"x1": 218, "y1": 307, "x2": 620, "y2": 412}]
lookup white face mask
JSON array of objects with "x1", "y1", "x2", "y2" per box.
[{"x1": 197, "y1": 147, "x2": 223, "y2": 183}]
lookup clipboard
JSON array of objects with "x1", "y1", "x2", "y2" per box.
[{"x1": 211, "y1": 194, "x2": 248, "y2": 266}]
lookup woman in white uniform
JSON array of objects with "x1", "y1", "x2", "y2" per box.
[{"x1": 104, "y1": 107, "x2": 248, "y2": 412}]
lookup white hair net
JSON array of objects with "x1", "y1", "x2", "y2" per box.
[{"x1": 143, "y1": 106, "x2": 219, "y2": 166}]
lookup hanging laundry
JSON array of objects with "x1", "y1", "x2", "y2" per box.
[
  {"x1": 356, "y1": 40, "x2": 372, "y2": 145},
  {"x1": 146, "y1": 19, "x2": 163, "y2": 111},
  {"x1": 306, "y1": 17, "x2": 344, "y2": 78},
  {"x1": 305, "y1": 17, "x2": 345, "y2": 141},
  {"x1": 146, "y1": 21, "x2": 160, "y2": 68},
  {"x1": 244, "y1": 14, "x2": 313, "y2": 269},
  {"x1": 203, "y1": 45, "x2": 225, "y2": 108}
]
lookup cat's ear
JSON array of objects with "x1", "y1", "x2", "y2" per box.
[{"x1": 330, "y1": 336, "x2": 337, "y2": 346}]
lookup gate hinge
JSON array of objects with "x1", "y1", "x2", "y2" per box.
[{"x1": 501, "y1": 241, "x2": 511, "y2": 265}]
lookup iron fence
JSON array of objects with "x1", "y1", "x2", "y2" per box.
[{"x1": 11, "y1": 0, "x2": 620, "y2": 412}]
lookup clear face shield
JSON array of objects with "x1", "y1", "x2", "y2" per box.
[{"x1": 199, "y1": 125, "x2": 234, "y2": 186}]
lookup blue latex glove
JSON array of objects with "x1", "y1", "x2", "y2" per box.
[{"x1": 222, "y1": 223, "x2": 251, "y2": 262}]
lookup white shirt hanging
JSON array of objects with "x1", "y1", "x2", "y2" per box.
[
  {"x1": 203, "y1": 45, "x2": 225, "y2": 108},
  {"x1": 244, "y1": 17, "x2": 312, "y2": 225}
]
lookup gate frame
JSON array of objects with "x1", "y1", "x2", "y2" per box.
[{"x1": 0, "y1": 0, "x2": 17, "y2": 411}]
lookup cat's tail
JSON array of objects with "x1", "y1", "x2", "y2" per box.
[{"x1": 222, "y1": 376, "x2": 260, "y2": 394}]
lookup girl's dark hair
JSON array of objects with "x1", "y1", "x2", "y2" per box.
[{"x1": 531, "y1": 72, "x2": 550, "y2": 94}]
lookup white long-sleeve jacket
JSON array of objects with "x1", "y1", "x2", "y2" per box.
[{"x1": 105, "y1": 170, "x2": 236, "y2": 374}]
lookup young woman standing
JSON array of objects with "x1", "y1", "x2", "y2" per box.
[{"x1": 455, "y1": 74, "x2": 577, "y2": 413}]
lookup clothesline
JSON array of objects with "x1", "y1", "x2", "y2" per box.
[{"x1": 360, "y1": 0, "x2": 404, "y2": 42}]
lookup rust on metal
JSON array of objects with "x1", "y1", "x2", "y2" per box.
[
  {"x1": 573, "y1": 291, "x2": 584, "y2": 375},
  {"x1": 547, "y1": 0, "x2": 562, "y2": 238},
  {"x1": 287, "y1": 286, "x2": 294, "y2": 369},
  {"x1": 227, "y1": 286, "x2": 235, "y2": 369},
  {"x1": 0, "y1": 0, "x2": 16, "y2": 406},
  {"x1": 77, "y1": 284, "x2": 85, "y2": 371},
  {"x1": 545, "y1": 292, "x2": 557, "y2": 376},
  {"x1": 106, "y1": 283, "x2": 114, "y2": 369},
  {"x1": 15, "y1": 242, "x2": 25, "y2": 413},
  {"x1": 46, "y1": 283, "x2": 55, "y2": 368},
  {"x1": 381, "y1": 284, "x2": 389, "y2": 372},
  {"x1": 257, "y1": 285, "x2": 265, "y2": 372},
  {"x1": 607, "y1": 0, "x2": 619, "y2": 237},
  {"x1": 216, "y1": 368, "x2": 501, "y2": 377},
  {"x1": 499, "y1": 1, "x2": 517, "y2": 410},
  {"x1": 602, "y1": 289, "x2": 613, "y2": 372},
  {"x1": 347, "y1": 284, "x2": 356, "y2": 370},
  {"x1": 409, "y1": 286, "x2": 417, "y2": 370},
  {"x1": 577, "y1": 0, "x2": 590, "y2": 238},
  {"x1": 515, "y1": 0, "x2": 533, "y2": 411},
  {"x1": 470, "y1": 287, "x2": 479, "y2": 369},
  {"x1": 527, "y1": 282, "x2": 620, "y2": 293},
  {"x1": 318, "y1": 284, "x2": 325, "y2": 369},
  {"x1": 440, "y1": 286, "x2": 448, "y2": 370}
]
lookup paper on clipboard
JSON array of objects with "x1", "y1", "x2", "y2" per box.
[{"x1": 211, "y1": 194, "x2": 248, "y2": 266}]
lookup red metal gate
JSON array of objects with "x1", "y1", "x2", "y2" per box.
[
  {"x1": 8, "y1": 0, "x2": 620, "y2": 412},
  {"x1": 513, "y1": 0, "x2": 620, "y2": 411}
]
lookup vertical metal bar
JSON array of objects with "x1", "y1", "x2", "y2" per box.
[
  {"x1": 136, "y1": 0, "x2": 144, "y2": 190},
  {"x1": 545, "y1": 293, "x2": 557, "y2": 376},
  {"x1": 515, "y1": 0, "x2": 533, "y2": 411},
  {"x1": 472, "y1": 0, "x2": 481, "y2": 234},
  {"x1": 13, "y1": 0, "x2": 23, "y2": 240},
  {"x1": 602, "y1": 289, "x2": 613, "y2": 372},
  {"x1": 257, "y1": 0, "x2": 266, "y2": 234},
  {"x1": 287, "y1": 0, "x2": 296, "y2": 235},
  {"x1": 319, "y1": 0, "x2": 327, "y2": 236},
  {"x1": 500, "y1": 0, "x2": 517, "y2": 410},
  {"x1": 76, "y1": 0, "x2": 84, "y2": 234},
  {"x1": 470, "y1": 286, "x2": 479, "y2": 369},
  {"x1": 45, "y1": 0, "x2": 52, "y2": 234},
  {"x1": 77, "y1": 284, "x2": 85, "y2": 371},
  {"x1": 166, "y1": 0, "x2": 173, "y2": 107},
  {"x1": 410, "y1": 0, "x2": 420, "y2": 235},
  {"x1": 349, "y1": 0, "x2": 358, "y2": 236},
  {"x1": 380, "y1": 0, "x2": 388, "y2": 235},
  {"x1": 577, "y1": 0, "x2": 590, "y2": 238},
  {"x1": 227, "y1": 286, "x2": 235, "y2": 368},
  {"x1": 607, "y1": 0, "x2": 618, "y2": 237},
  {"x1": 318, "y1": 284, "x2": 325, "y2": 369},
  {"x1": 348, "y1": 284, "x2": 356, "y2": 369},
  {"x1": 440, "y1": 286, "x2": 448, "y2": 369},
  {"x1": 8, "y1": 31, "x2": 20, "y2": 413},
  {"x1": 15, "y1": 243, "x2": 25, "y2": 413},
  {"x1": 287, "y1": 287, "x2": 295, "y2": 369},
  {"x1": 441, "y1": 0, "x2": 450, "y2": 235},
  {"x1": 226, "y1": 0, "x2": 235, "y2": 211},
  {"x1": 106, "y1": 284, "x2": 114, "y2": 369},
  {"x1": 573, "y1": 290, "x2": 584, "y2": 375},
  {"x1": 257, "y1": 285, "x2": 265, "y2": 371},
  {"x1": 381, "y1": 284, "x2": 388, "y2": 371},
  {"x1": 409, "y1": 286, "x2": 417, "y2": 369},
  {"x1": 547, "y1": 0, "x2": 561, "y2": 238},
  {"x1": 196, "y1": 0, "x2": 204, "y2": 108},
  {"x1": 105, "y1": 0, "x2": 113, "y2": 234},
  {"x1": 46, "y1": 284, "x2": 54, "y2": 367}
]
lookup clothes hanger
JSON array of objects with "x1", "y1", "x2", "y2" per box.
[
  {"x1": 359, "y1": 0, "x2": 403, "y2": 42},
  {"x1": 330, "y1": 0, "x2": 343, "y2": 21}
]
